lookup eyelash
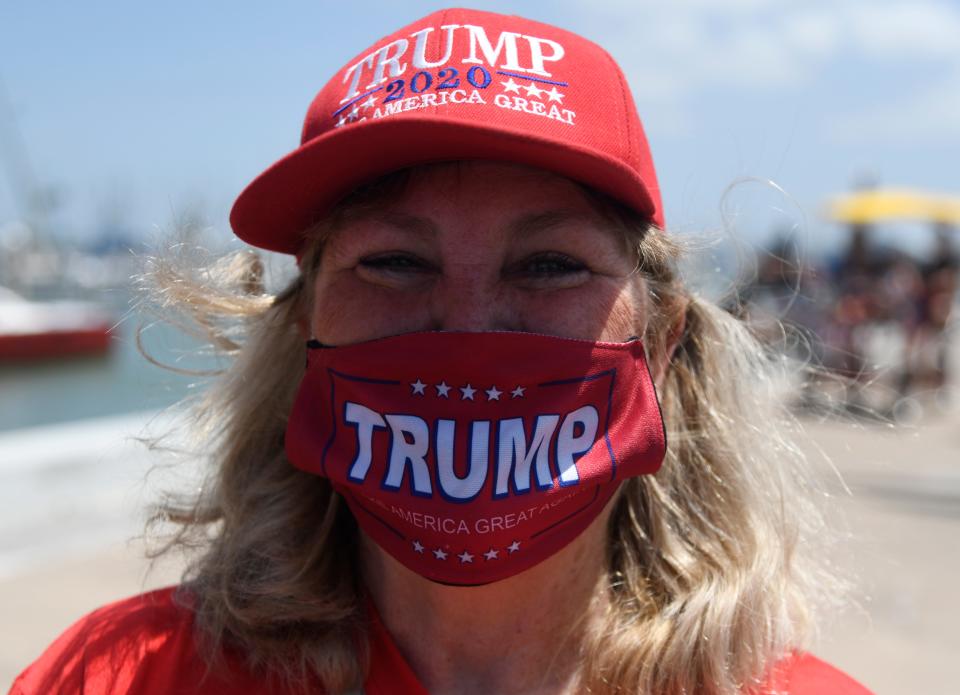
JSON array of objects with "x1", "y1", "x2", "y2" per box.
[
  {"x1": 358, "y1": 253, "x2": 428, "y2": 271},
  {"x1": 515, "y1": 252, "x2": 587, "y2": 277},
  {"x1": 357, "y1": 252, "x2": 587, "y2": 277}
]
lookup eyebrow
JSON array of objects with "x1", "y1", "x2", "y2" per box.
[
  {"x1": 505, "y1": 210, "x2": 606, "y2": 239},
  {"x1": 350, "y1": 208, "x2": 604, "y2": 240},
  {"x1": 370, "y1": 211, "x2": 438, "y2": 240}
]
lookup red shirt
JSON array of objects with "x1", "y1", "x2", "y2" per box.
[{"x1": 9, "y1": 587, "x2": 871, "y2": 694}]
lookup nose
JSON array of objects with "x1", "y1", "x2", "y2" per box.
[{"x1": 428, "y1": 273, "x2": 519, "y2": 332}]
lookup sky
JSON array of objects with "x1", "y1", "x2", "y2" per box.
[{"x1": 1, "y1": 0, "x2": 958, "y2": 258}]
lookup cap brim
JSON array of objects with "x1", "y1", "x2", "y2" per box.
[{"x1": 230, "y1": 116, "x2": 661, "y2": 255}]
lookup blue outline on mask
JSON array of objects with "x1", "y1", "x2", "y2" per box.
[
  {"x1": 342, "y1": 401, "x2": 387, "y2": 484},
  {"x1": 321, "y1": 368, "x2": 401, "y2": 479},
  {"x1": 343, "y1": 489, "x2": 406, "y2": 540},
  {"x1": 530, "y1": 485, "x2": 601, "y2": 539},
  {"x1": 435, "y1": 418, "x2": 488, "y2": 504},
  {"x1": 538, "y1": 369, "x2": 618, "y2": 481},
  {"x1": 382, "y1": 412, "x2": 435, "y2": 498},
  {"x1": 552, "y1": 404, "x2": 599, "y2": 488},
  {"x1": 492, "y1": 414, "x2": 560, "y2": 499}
]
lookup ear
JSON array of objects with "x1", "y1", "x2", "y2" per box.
[{"x1": 649, "y1": 297, "x2": 688, "y2": 386}]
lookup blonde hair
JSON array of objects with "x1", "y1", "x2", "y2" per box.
[{"x1": 144, "y1": 167, "x2": 841, "y2": 694}]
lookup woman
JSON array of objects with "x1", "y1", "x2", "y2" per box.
[{"x1": 11, "y1": 9, "x2": 871, "y2": 695}]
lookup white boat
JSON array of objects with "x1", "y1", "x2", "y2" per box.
[{"x1": 0, "y1": 286, "x2": 113, "y2": 362}]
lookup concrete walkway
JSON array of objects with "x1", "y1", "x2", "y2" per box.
[{"x1": 803, "y1": 417, "x2": 960, "y2": 694}]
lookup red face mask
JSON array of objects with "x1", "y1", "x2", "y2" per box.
[{"x1": 285, "y1": 331, "x2": 666, "y2": 585}]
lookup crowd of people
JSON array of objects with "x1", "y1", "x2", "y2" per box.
[{"x1": 743, "y1": 222, "x2": 959, "y2": 418}]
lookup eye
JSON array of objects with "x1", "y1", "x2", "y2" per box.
[
  {"x1": 354, "y1": 252, "x2": 436, "y2": 288},
  {"x1": 525, "y1": 252, "x2": 587, "y2": 275},
  {"x1": 357, "y1": 253, "x2": 431, "y2": 273},
  {"x1": 513, "y1": 252, "x2": 588, "y2": 277}
]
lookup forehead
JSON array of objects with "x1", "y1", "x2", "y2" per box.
[
  {"x1": 327, "y1": 161, "x2": 622, "y2": 237},
  {"x1": 397, "y1": 160, "x2": 589, "y2": 201}
]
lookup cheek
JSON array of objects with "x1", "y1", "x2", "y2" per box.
[
  {"x1": 310, "y1": 272, "x2": 430, "y2": 343},
  {"x1": 591, "y1": 277, "x2": 648, "y2": 342},
  {"x1": 515, "y1": 279, "x2": 646, "y2": 342},
  {"x1": 594, "y1": 285, "x2": 646, "y2": 341}
]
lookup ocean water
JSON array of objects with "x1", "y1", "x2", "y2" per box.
[
  {"x1": 0, "y1": 410, "x2": 190, "y2": 578},
  {"x1": 0, "y1": 300, "x2": 218, "y2": 577},
  {"x1": 0, "y1": 301, "x2": 217, "y2": 433}
]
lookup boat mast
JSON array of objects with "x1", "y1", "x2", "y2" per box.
[{"x1": 0, "y1": 72, "x2": 48, "y2": 241}]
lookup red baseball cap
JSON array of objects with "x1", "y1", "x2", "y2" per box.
[{"x1": 230, "y1": 8, "x2": 664, "y2": 255}]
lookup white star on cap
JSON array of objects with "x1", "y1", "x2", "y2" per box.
[
  {"x1": 458, "y1": 551, "x2": 474, "y2": 564},
  {"x1": 545, "y1": 87, "x2": 564, "y2": 103},
  {"x1": 411, "y1": 379, "x2": 427, "y2": 395},
  {"x1": 335, "y1": 114, "x2": 348, "y2": 128},
  {"x1": 524, "y1": 82, "x2": 545, "y2": 98},
  {"x1": 433, "y1": 548, "x2": 448, "y2": 560},
  {"x1": 501, "y1": 77, "x2": 521, "y2": 94},
  {"x1": 412, "y1": 540, "x2": 424, "y2": 553},
  {"x1": 460, "y1": 384, "x2": 476, "y2": 400},
  {"x1": 511, "y1": 386, "x2": 526, "y2": 399},
  {"x1": 484, "y1": 548, "x2": 499, "y2": 561},
  {"x1": 507, "y1": 541, "x2": 521, "y2": 553},
  {"x1": 349, "y1": 105, "x2": 361, "y2": 120},
  {"x1": 485, "y1": 386, "x2": 502, "y2": 401},
  {"x1": 436, "y1": 381, "x2": 451, "y2": 398},
  {"x1": 360, "y1": 95, "x2": 377, "y2": 109}
]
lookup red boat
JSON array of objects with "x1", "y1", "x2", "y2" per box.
[{"x1": 0, "y1": 287, "x2": 113, "y2": 362}]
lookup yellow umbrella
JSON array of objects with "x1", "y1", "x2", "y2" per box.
[
  {"x1": 927, "y1": 197, "x2": 960, "y2": 225},
  {"x1": 825, "y1": 188, "x2": 960, "y2": 225}
]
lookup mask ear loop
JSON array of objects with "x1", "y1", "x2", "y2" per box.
[{"x1": 304, "y1": 338, "x2": 327, "y2": 368}]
